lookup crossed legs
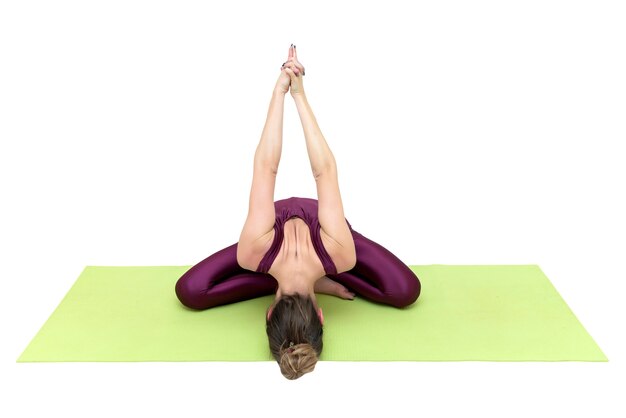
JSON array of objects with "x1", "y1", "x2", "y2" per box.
[
  {"x1": 175, "y1": 229, "x2": 420, "y2": 310},
  {"x1": 327, "y1": 229, "x2": 421, "y2": 308}
]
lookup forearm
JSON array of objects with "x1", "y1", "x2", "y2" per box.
[
  {"x1": 254, "y1": 89, "x2": 286, "y2": 171},
  {"x1": 292, "y1": 94, "x2": 336, "y2": 177}
]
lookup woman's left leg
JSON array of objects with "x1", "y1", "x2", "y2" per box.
[
  {"x1": 175, "y1": 242, "x2": 278, "y2": 310},
  {"x1": 328, "y1": 229, "x2": 421, "y2": 308}
]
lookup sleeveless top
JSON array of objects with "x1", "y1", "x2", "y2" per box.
[{"x1": 255, "y1": 196, "x2": 353, "y2": 276}]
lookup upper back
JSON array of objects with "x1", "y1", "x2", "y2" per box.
[{"x1": 238, "y1": 197, "x2": 355, "y2": 275}]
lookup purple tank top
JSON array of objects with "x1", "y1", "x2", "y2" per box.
[{"x1": 256, "y1": 196, "x2": 352, "y2": 276}]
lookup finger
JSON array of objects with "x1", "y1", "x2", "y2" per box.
[
  {"x1": 286, "y1": 58, "x2": 305, "y2": 76},
  {"x1": 289, "y1": 44, "x2": 294, "y2": 59},
  {"x1": 285, "y1": 62, "x2": 300, "y2": 76},
  {"x1": 289, "y1": 59, "x2": 305, "y2": 75},
  {"x1": 293, "y1": 43, "x2": 297, "y2": 59},
  {"x1": 281, "y1": 61, "x2": 298, "y2": 73},
  {"x1": 289, "y1": 61, "x2": 301, "y2": 75},
  {"x1": 284, "y1": 66, "x2": 296, "y2": 79}
]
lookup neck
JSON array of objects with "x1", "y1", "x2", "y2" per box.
[{"x1": 274, "y1": 270, "x2": 318, "y2": 300}]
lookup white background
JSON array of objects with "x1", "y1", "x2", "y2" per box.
[{"x1": 1, "y1": 0, "x2": 624, "y2": 416}]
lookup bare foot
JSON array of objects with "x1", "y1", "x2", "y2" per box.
[
  {"x1": 336, "y1": 285, "x2": 356, "y2": 300},
  {"x1": 315, "y1": 276, "x2": 355, "y2": 300}
]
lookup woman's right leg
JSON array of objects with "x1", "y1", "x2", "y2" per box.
[
  {"x1": 175, "y1": 242, "x2": 278, "y2": 310},
  {"x1": 329, "y1": 229, "x2": 421, "y2": 308}
]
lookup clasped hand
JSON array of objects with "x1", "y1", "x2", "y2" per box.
[{"x1": 275, "y1": 43, "x2": 305, "y2": 96}]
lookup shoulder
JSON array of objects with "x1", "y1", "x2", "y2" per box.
[
  {"x1": 320, "y1": 228, "x2": 357, "y2": 274},
  {"x1": 237, "y1": 229, "x2": 275, "y2": 271}
]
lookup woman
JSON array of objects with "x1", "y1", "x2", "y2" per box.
[{"x1": 175, "y1": 44, "x2": 421, "y2": 380}]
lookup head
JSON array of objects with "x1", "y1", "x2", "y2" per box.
[{"x1": 266, "y1": 293, "x2": 324, "y2": 380}]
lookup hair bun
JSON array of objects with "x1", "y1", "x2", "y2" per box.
[
  {"x1": 266, "y1": 293, "x2": 323, "y2": 379},
  {"x1": 279, "y1": 342, "x2": 318, "y2": 380}
]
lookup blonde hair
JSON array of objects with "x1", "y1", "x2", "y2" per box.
[
  {"x1": 278, "y1": 342, "x2": 318, "y2": 380},
  {"x1": 266, "y1": 293, "x2": 323, "y2": 380}
]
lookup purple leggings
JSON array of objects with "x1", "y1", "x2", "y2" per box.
[{"x1": 175, "y1": 228, "x2": 421, "y2": 310}]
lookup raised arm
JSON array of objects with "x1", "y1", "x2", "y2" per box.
[
  {"x1": 236, "y1": 48, "x2": 295, "y2": 270},
  {"x1": 254, "y1": 44, "x2": 303, "y2": 170},
  {"x1": 254, "y1": 86, "x2": 286, "y2": 171},
  {"x1": 293, "y1": 94, "x2": 336, "y2": 177},
  {"x1": 282, "y1": 50, "x2": 334, "y2": 178},
  {"x1": 283, "y1": 47, "x2": 357, "y2": 273}
]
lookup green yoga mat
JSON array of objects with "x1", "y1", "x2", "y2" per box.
[{"x1": 17, "y1": 265, "x2": 607, "y2": 362}]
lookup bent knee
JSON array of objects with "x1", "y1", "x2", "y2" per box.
[
  {"x1": 388, "y1": 274, "x2": 421, "y2": 308},
  {"x1": 175, "y1": 275, "x2": 212, "y2": 310}
]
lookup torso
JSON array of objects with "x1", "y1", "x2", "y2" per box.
[{"x1": 254, "y1": 216, "x2": 338, "y2": 279}]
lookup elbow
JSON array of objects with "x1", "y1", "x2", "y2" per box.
[
  {"x1": 313, "y1": 160, "x2": 336, "y2": 180},
  {"x1": 254, "y1": 159, "x2": 279, "y2": 176}
]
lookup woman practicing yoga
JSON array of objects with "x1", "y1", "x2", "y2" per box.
[{"x1": 175, "y1": 44, "x2": 421, "y2": 379}]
